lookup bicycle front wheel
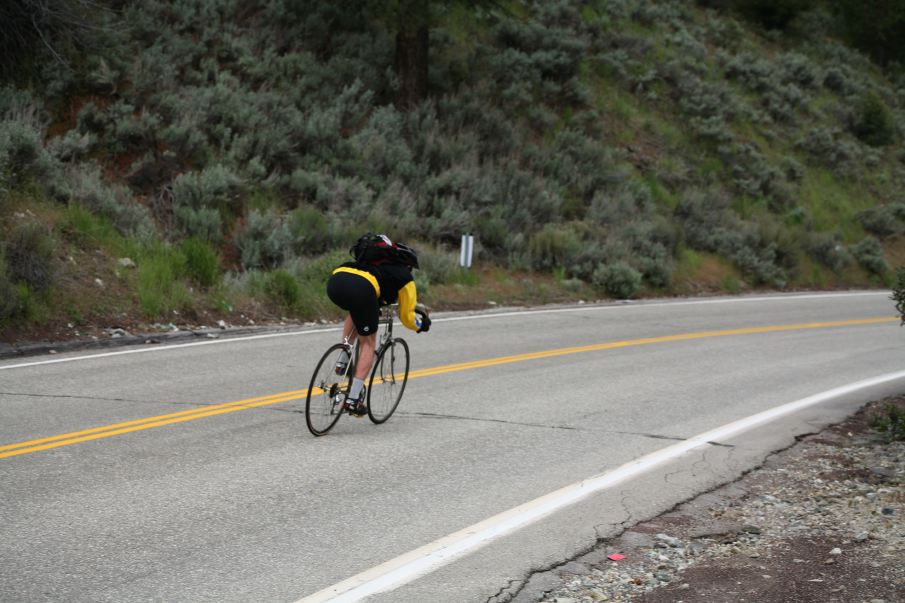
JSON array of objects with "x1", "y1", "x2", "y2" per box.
[
  {"x1": 306, "y1": 343, "x2": 352, "y2": 436},
  {"x1": 367, "y1": 338, "x2": 410, "y2": 424}
]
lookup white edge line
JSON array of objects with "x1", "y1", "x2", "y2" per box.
[
  {"x1": 0, "y1": 291, "x2": 889, "y2": 371},
  {"x1": 296, "y1": 369, "x2": 905, "y2": 603}
]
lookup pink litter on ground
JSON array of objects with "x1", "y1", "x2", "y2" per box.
[{"x1": 607, "y1": 553, "x2": 626, "y2": 561}]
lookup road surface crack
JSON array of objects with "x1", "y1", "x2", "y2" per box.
[
  {"x1": 403, "y1": 411, "x2": 578, "y2": 430},
  {"x1": 0, "y1": 390, "x2": 147, "y2": 404},
  {"x1": 485, "y1": 578, "x2": 524, "y2": 603}
]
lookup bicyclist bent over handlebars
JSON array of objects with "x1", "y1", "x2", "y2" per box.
[{"x1": 326, "y1": 234, "x2": 431, "y2": 416}]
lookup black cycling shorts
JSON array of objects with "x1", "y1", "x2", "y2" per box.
[{"x1": 326, "y1": 271, "x2": 379, "y2": 336}]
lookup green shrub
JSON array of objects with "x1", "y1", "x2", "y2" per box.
[
  {"x1": 68, "y1": 166, "x2": 156, "y2": 240},
  {"x1": 413, "y1": 269, "x2": 431, "y2": 299},
  {"x1": 639, "y1": 253, "x2": 673, "y2": 289},
  {"x1": 592, "y1": 262, "x2": 642, "y2": 299},
  {"x1": 295, "y1": 249, "x2": 349, "y2": 283},
  {"x1": 851, "y1": 236, "x2": 888, "y2": 276},
  {"x1": 852, "y1": 91, "x2": 896, "y2": 147},
  {"x1": 0, "y1": 113, "x2": 60, "y2": 191},
  {"x1": 892, "y1": 265, "x2": 905, "y2": 325},
  {"x1": 12, "y1": 281, "x2": 47, "y2": 322},
  {"x1": 678, "y1": 188, "x2": 786, "y2": 286},
  {"x1": 869, "y1": 403, "x2": 905, "y2": 442},
  {"x1": 60, "y1": 204, "x2": 122, "y2": 248},
  {"x1": 172, "y1": 164, "x2": 243, "y2": 241},
  {"x1": 416, "y1": 245, "x2": 459, "y2": 285},
  {"x1": 173, "y1": 206, "x2": 222, "y2": 243},
  {"x1": 0, "y1": 251, "x2": 22, "y2": 322},
  {"x1": 806, "y1": 232, "x2": 850, "y2": 273},
  {"x1": 265, "y1": 269, "x2": 301, "y2": 309},
  {"x1": 858, "y1": 204, "x2": 905, "y2": 238},
  {"x1": 5, "y1": 222, "x2": 56, "y2": 292},
  {"x1": 180, "y1": 238, "x2": 221, "y2": 288},
  {"x1": 137, "y1": 245, "x2": 189, "y2": 318},
  {"x1": 235, "y1": 209, "x2": 293, "y2": 270},
  {"x1": 528, "y1": 224, "x2": 583, "y2": 272},
  {"x1": 796, "y1": 127, "x2": 860, "y2": 176},
  {"x1": 289, "y1": 205, "x2": 335, "y2": 255}
]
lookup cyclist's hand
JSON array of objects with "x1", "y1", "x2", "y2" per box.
[{"x1": 416, "y1": 310, "x2": 431, "y2": 333}]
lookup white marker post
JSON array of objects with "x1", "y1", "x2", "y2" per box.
[{"x1": 459, "y1": 234, "x2": 474, "y2": 269}]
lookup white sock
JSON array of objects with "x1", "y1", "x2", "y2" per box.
[{"x1": 349, "y1": 378, "x2": 365, "y2": 400}]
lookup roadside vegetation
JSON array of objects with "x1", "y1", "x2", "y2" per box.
[{"x1": 1, "y1": 0, "x2": 904, "y2": 341}]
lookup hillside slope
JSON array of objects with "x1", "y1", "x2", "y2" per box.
[{"x1": 1, "y1": 0, "x2": 904, "y2": 343}]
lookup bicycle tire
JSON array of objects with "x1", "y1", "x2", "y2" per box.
[
  {"x1": 306, "y1": 343, "x2": 352, "y2": 436},
  {"x1": 367, "y1": 337, "x2": 410, "y2": 424}
]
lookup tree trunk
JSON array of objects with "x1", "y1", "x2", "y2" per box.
[{"x1": 394, "y1": 3, "x2": 429, "y2": 110}]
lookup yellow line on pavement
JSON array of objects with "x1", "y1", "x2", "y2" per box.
[
  {"x1": 407, "y1": 317, "x2": 895, "y2": 379},
  {"x1": 0, "y1": 389, "x2": 308, "y2": 457},
  {"x1": 1, "y1": 316, "x2": 895, "y2": 460}
]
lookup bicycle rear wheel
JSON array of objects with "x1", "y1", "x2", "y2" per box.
[
  {"x1": 367, "y1": 338, "x2": 409, "y2": 424},
  {"x1": 306, "y1": 343, "x2": 352, "y2": 436}
]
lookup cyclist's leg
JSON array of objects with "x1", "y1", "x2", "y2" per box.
[
  {"x1": 327, "y1": 271, "x2": 374, "y2": 351},
  {"x1": 327, "y1": 272, "x2": 379, "y2": 409},
  {"x1": 342, "y1": 315, "x2": 357, "y2": 344},
  {"x1": 355, "y1": 333, "x2": 377, "y2": 380}
]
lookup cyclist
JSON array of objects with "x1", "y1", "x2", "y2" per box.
[{"x1": 326, "y1": 234, "x2": 431, "y2": 416}]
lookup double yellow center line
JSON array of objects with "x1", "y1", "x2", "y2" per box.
[{"x1": 0, "y1": 316, "x2": 895, "y2": 460}]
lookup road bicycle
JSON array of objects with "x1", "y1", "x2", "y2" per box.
[{"x1": 305, "y1": 304, "x2": 411, "y2": 436}]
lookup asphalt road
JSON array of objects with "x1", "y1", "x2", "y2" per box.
[{"x1": 1, "y1": 291, "x2": 903, "y2": 603}]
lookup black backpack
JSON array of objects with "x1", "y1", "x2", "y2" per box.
[{"x1": 350, "y1": 233, "x2": 398, "y2": 265}]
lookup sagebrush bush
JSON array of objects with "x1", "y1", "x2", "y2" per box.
[
  {"x1": 678, "y1": 188, "x2": 786, "y2": 286},
  {"x1": 528, "y1": 224, "x2": 583, "y2": 272},
  {"x1": 4, "y1": 222, "x2": 56, "y2": 292},
  {"x1": 852, "y1": 236, "x2": 888, "y2": 276},
  {"x1": 68, "y1": 166, "x2": 156, "y2": 240},
  {"x1": 721, "y1": 142, "x2": 788, "y2": 203},
  {"x1": 174, "y1": 205, "x2": 222, "y2": 243},
  {"x1": 0, "y1": 113, "x2": 61, "y2": 192},
  {"x1": 491, "y1": 6, "x2": 589, "y2": 109},
  {"x1": 416, "y1": 244, "x2": 459, "y2": 285},
  {"x1": 0, "y1": 251, "x2": 22, "y2": 322},
  {"x1": 852, "y1": 90, "x2": 896, "y2": 147},
  {"x1": 295, "y1": 249, "x2": 351, "y2": 284},
  {"x1": 796, "y1": 127, "x2": 860, "y2": 176},
  {"x1": 235, "y1": 209, "x2": 293, "y2": 270},
  {"x1": 592, "y1": 262, "x2": 642, "y2": 299},
  {"x1": 171, "y1": 164, "x2": 242, "y2": 240},
  {"x1": 805, "y1": 231, "x2": 850, "y2": 273},
  {"x1": 289, "y1": 205, "x2": 336, "y2": 255},
  {"x1": 858, "y1": 204, "x2": 905, "y2": 238}
]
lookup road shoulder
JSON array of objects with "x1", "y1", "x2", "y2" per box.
[{"x1": 517, "y1": 397, "x2": 905, "y2": 603}]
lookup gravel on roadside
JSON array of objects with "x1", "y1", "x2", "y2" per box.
[{"x1": 523, "y1": 397, "x2": 905, "y2": 603}]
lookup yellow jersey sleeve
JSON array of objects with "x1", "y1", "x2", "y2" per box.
[{"x1": 397, "y1": 280, "x2": 421, "y2": 332}]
